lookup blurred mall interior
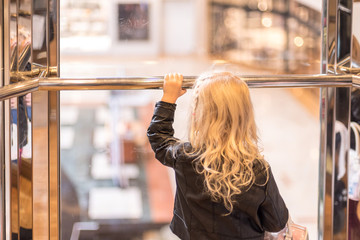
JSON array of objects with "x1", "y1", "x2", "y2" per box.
[
  {"x1": 1, "y1": 0, "x2": 360, "y2": 239},
  {"x1": 59, "y1": 0, "x2": 323, "y2": 239}
]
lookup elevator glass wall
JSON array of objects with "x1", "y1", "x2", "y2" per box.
[{"x1": 59, "y1": 0, "x2": 322, "y2": 239}]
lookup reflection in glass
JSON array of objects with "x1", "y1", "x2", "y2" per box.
[
  {"x1": 10, "y1": 94, "x2": 33, "y2": 239},
  {"x1": 349, "y1": 89, "x2": 360, "y2": 239},
  {"x1": 33, "y1": 0, "x2": 48, "y2": 67},
  {"x1": 337, "y1": 11, "x2": 351, "y2": 64},
  {"x1": 18, "y1": 0, "x2": 32, "y2": 73},
  {"x1": 18, "y1": 93, "x2": 32, "y2": 239},
  {"x1": 339, "y1": 0, "x2": 352, "y2": 11},
  {"x1": 10, "y1": 0, "x2": 17, "y2": 83},
  {"x1": 332, "y1": 88, "x2": 351, "y2": 239},
  {"x1": 10, "y1": 97, "x2": 19, "y2": 239},
  {"x1": 9, "y1": 0, "x2": 19, "y2": 237},
  {"x1": 352, "y1": 2, "x2": 360, "y2": 68},
  {"x1": 349, "y1": 3, "x2": 360, "y2": 233}
]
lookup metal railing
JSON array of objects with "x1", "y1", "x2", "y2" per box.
[
  {"x1": 352, "y1": 74, "x2": 360, "y2": 88},
  {"x1": 0, "y1": 74, "x2": 355, "y2": 101},
  {"x1": 0, "y1": 73, "x2": 358, "y2": 240}
]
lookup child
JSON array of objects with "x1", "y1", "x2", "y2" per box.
[{"x1": 147, "y1": 72, "x2": 288, "y2": 239}]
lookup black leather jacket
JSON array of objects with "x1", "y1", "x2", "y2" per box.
[{"x1": 147, "y1": 101, "x2": 289, "y2": 240}]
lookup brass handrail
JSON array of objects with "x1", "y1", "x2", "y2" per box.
[
  {"x1": 353, "y1": 75, "x2": 360, "y2": 88},
  {"x1": 0, "y1": 74, "x2": 355, "y2": 101}
]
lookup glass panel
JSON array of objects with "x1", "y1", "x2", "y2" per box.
[
  {"x1": 251, "y1": 88, "x2": 320, "y2": 240},
  {"x1": 33, "y1": 0, "x2": 48, "y2": 68},
  {"x1": 332, "y1": 88, "x2": 350, "y2": 239},
  {"x1": 18, "y1": 0, "x2": 32, "y2": 73},
  {"x1": 349, "y1": 3, "x2": 360, "y2": 237},
  {"x1": 9, "y1": 0, "x2": 19, "y2": 238},
  {"x1": 60, "y1": 87, "x2": 320, "y2": 239},
  {"x1": 18, "y1": 93, "x2": 32, "y2": 239},
  {"x1": 60, "y1": 0, "x2": 321, "y2": 76},
  {"x1": 337, "y1": 11, "x2": 351, "y2": 64},
  {"x1": 10, "y1": 97, "x2": 18, "y2": 239},
  {"x1": 0, "y1": 0, "x2": 5, "y2": 236},
  {"x1": 349, "y1": 87, "x2": 360, "y2": 239},
  {"x1": 18, "y1": 0, "x2": 33, "y2": 237},
  {"x1": 9, "y1": 0, "x2": 17, "y2": 82},
  {"x1": 10, "y1": 94, "x2": 32, "y2": 239},
  {"x1": 10, "y1": 94, "x2": 33, "y2": 240},
  {"x1": 339, "y1": 0, "x2": 352, "y2": 10},
  {"x1": 60, "y1": 0, "x2": 322, "y2": 239},
  {"x1": 352, "y1": 1, "x2": 360, "y2": 68}
]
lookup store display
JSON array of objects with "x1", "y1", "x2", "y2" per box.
[
  {"x1": 88, "y1": 187, "x2": 143, "y2": 219},
  {"x1": 209, "y1": 0, "x2": 321, "y2": 74}
]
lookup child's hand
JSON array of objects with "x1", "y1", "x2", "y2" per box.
[{"x1": 161, "y1": 73, "x2": 187, "y2": 104}]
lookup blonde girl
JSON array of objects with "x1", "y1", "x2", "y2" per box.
[{"x1": 147, "y1": 72, "x2": 288, "y2": 240}]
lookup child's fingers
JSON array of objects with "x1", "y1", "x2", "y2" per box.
[
  {"x1": 174, "y1": 73, "x2": 185, "y2": 94},
  {"x1": 161, "y1": 73, "x2": 186, "y2": 103},
  {"x1": 165, "y1": 73, "x2": 182, "y2": 83},
  {"x1": 173, "y1": 73, "x2": 183, "y2": 85},
  {"x1": 176, "y1": 73, "x2": 183, "y2": 82},
  {"x1": 163, "y1": 72, "x2": 184, "y2": 92},
  {"x1": 179, "y1": 89, "x2": 187, "y2": 96}
]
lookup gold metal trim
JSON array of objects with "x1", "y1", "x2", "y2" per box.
[{"x1": 0, "y1": 74, "x2": 357, "y2": 102}]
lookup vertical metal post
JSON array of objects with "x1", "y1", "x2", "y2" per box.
[
  {"x1": 0, "y1": 0, "x2": 5, "y2": 239},
  {"x1": 18, "y1": 0, "x2": 33, "y2": 238},
  {"x1": 1, "y1": 0, "x2": 59, "y2": 239},
  {"x1": 8, "y1": 0, "x2": 20, "y2": 240},
  {"x1": 319, "y1": 87, "x2": 334, "y2": 240},
  {"x1": 48, "y1": 1, "x2": 60, "y2": 239},
  {"x1": 349, "y1": 0, "x2": 360, "y2": 239},
  {"x1": 32, "y1": 0, "x2": 49, "y2": 236},
  {"x1": 32, "y1": 90, "x2": 49, "y2": 240},
  {"x1": 319, "y1": 0, "x2": 331, "y2": 235},
  {"x1": 352, "y1": 1, "x2": 360, "y2": 69},
  {"x1": 320, "y1": 0, "x2": 352, "y2": 239},
  {"x1": 32, "y1": 0, "x2": 50, "y2": 239},
  {"x1": 3, "y1": 1, "x2": 10, "y2": 239},
  {"x1": 31, "y1": 0, "x2": 60, "y2": 239}
]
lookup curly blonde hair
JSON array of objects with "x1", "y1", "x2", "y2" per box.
[{"x1": 189, "y1": 72, "x2": 268, "y2": 213}]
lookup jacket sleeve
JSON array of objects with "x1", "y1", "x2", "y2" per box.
[
  {"x1": 147, "y1": 101, "x2": 180, "y2": 168},
  {"x1": 258, "y1": 168, "x2": 289, "y2": 232}
]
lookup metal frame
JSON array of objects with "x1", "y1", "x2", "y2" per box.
[
  {"x1": 3, "y1": 0, "x2": 11, "y2": 239},
  {"x1": 0, "y1": 0, "x2": 4, "y2": 239},
  {"x1": 0, "y1": 0, "x2": 359, "y2": 240},
  {"x1": 0, "y1": 73, "x2": 356, "y2": 240},
  {"x1": 354, "y1": 75, "x2": 360, "y2": 87},
  {"x1": 48, "y1": 1, "x2": 60, "y2": 238},
  {"x1": 0, "y1": 74, "x2": 355, "y2": 101},
  {"x1": 320, "y1": 0, "x2": 354, "y2": 238},
  {"x1": 0, "y1": 0, "x2": 60, "y2": 239}
]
